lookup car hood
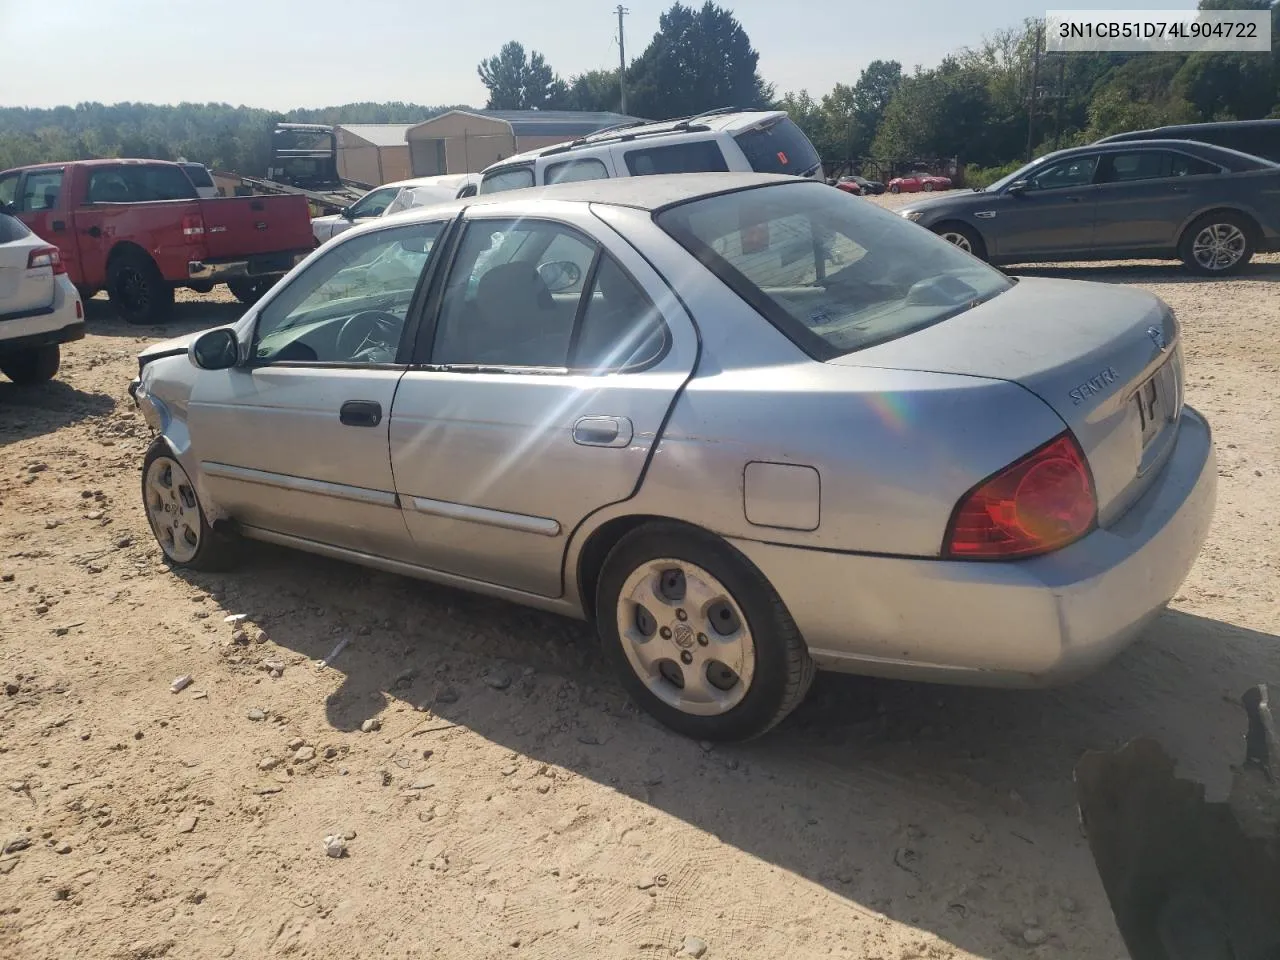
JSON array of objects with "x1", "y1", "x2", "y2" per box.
[
  {"x1": 311, "y1": 215, "x2": 341, "y2": 226},
  {"x1": 139, "y1": 330, "x2": 203, "y2": 363},
  {"x1": 899, "y1": 192, "x2": 985, "y2": 218}
]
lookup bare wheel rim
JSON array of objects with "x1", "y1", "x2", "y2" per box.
[
  {"x1": 922, "y1": 182, "x2": 934, "y2": 191},
  {"x1": 1192, "y1": 223, "x2": 1246, "y2": 271},
  {"x1": 144, "y1": 456, "x2": 202, "y2": 563},
  {"x1": 940, "y1": 231, "x2": 972, "y2": 252},
  {"x1": 616, "y1": 558, "x2": 756, "y2": 717}
]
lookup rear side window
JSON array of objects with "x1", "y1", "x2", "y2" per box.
[
  {"x1": 181, "y1": 163, "x2": 215, "y2": 188},
  {"x1": 1100, "y1": 151, "x2": 1221, "y2": 183},
  {"x1": 623, "y1": 140, "x2": 729, "y2": 176},
  {"x1": 734, "y1": 117, "x2": 822, "y2": 177},
  {"x1": 545, "y1": 158, "x2": 609, "y2": 185},
  {"x1": 0, "y1": 212, "x2": 31, "y2": 243},
  {"x1": 88, "y1": 165, "x2": 198, "y2": 203},
  {"x1": 480, "y1": 167, "x2": 535, "y2": 194}
]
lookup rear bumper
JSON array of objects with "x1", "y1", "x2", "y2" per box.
[
  {"x1": 187, "y1": 249, "x2": 309, "y2": 281},
  {"x1": 731, "y1": 406, "x2": 1217, "y2": 687},
  {"x1": 0, "y1": 320, "x2": 85, "y2": 356}
]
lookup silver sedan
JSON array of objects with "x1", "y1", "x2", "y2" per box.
[{"x1": 130, "y1": 173, "x2": 1217, "y2": 741}]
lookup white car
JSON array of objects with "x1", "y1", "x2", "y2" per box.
[
  {"x1": 311, "y1": 174, "x2": 480, "y2": 245},
  {"x1": 477, "y1": 109, "x2": 824, "y2": 195},
  {"x1": 0, "y1": 212, "x2": 84, "y2": 385}
]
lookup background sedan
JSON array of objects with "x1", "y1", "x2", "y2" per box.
[
  {"x1": 131, "y1": 173, "x2": 1214, "y2": 741},
  {"x1": 900, "y1": 139, "x2": 1280, "y2": 275},
  {"x1": 888, "y1": 172, "x2": 952, "y2": 193}
]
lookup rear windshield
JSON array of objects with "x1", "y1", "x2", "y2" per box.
[
  {"x1": 734, "y1": 117, "x2": 822, "y2": 177},
  {"x1": 656, "y1": 182, "x2": 1013, "y2": 360},
  {"x1": 182, "y1": 163, "x2": 215, "y2": 188},
  {"x1": 479, "y1": 166, "x2": 535, "y2": 194},
  {"x1": 0, "y1": 212, "x2": 31, "y2": 243},
  {"x1": 88, "y1": 165, "x2": 198, "y2": 203}
]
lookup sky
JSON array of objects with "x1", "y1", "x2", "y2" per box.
[{"x1": 1, "y1": 0, "x2": 1197, "y2": 111}]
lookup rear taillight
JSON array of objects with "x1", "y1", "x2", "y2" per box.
[
  {"x1": 181, "y1": 213, "x2": 206, "y2": 237},
  {"x1": 944, "y1": 431, "x2": 1096, "y2": 560},
  {"x1": 27, "y1": 246, "x2": 66, "y2": 275}
]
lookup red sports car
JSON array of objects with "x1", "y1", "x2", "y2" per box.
[
  {"x1": 832, "y1": 177, "x2": 864, "y2": 196},
  {"x1": 887, "y1": 173, "x2": 952, "y2": 194}
]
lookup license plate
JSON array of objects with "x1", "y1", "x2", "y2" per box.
[{"x1": 1136, "y1": 373, "x2": 1163, "y2": 447}]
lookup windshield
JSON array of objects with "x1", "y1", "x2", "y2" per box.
[
  {"x1": 985, "y1": 155, "x2": 1053, "y2": 192},
  {"x1": 734, "y1": 117, "x2": 822, "y2": 177},
  {"x1": 656, "y1": 181, "x2": 1013, "y2": 359}
]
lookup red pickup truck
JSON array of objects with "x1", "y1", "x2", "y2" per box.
[{"x1": 0, "y1": 159, "x2": 314, "y2": 324}]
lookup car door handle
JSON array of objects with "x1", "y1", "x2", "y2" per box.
[
  {"x1": 572, "y1": 416, "x2": 633, "y2": 448},
  {"x1": 86, "y1": 225, "x2": 102, "y2": 238},
  {"x1": 339, "y1": 400, "x2": 382, "y2": 427},
  {"x1": 52, "y1": 220, "x2": 66, "y2": 232},
  {"x1": 1170, "y1": 185, "x2": 1188, "y2": 193}
]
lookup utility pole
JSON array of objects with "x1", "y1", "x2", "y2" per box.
[
  {"x1": 1025, "y1": 21, "x2": 1042, "y2": 162},
  {"x1": 616, "y1": 5, "x2": 630, "y2": 115}
]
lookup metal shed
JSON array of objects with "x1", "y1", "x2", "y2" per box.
[
  {"x1": 404, "y1": 110, "x2": 640, "y2": 177},
  {"x1": 335, "y1": 124, "x2": 416, "y2": 186}
]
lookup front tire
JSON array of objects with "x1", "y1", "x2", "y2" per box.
[
  {"x1": 1179, "y1": 212, "x2": 1255, "y2": 276},
  {"x1": 141, "y1": 440, "x2": 236, "y2": 571},
  {"x1": 595, "y1": 522, "x2": 815, "y2": 741},
  {"x1": 932, "y1": 222, "x2": 987, "y2": 261},
  {"x1": 107, "y1": 252, "x2": 174, "y2": 324},
  {"x1": 922, "y1": 181, "x2": 935, "y2": 192},
  {"x1": 888, "y1": 184, "x2": 901, "y2": 194},
  {"x1": 0, "y1": 345, "x2": 60, "y2": 385}
]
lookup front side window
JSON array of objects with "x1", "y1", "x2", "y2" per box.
[
  {"x1": 0, "y1": 173, "x2": 21, "y2": 209},
  {"x1": 1025, "y1": 156, "x2": 1099, "y2": 191},
  {"x1": 347, "y1": 186, "x2": 401, "y2": 219},
  {"x1": 734, "y1": 117, "x2": 822, "y2": 177},
  {"x1": 252, "y1": 221, "x2": 444, "y2": 365},
  {"x1": 623, "y1": 140, "x2": 730, "y2": 176},
  {"x1": 20, "y1": 170, "x2": 64, "y2": 211},
  {"x1": 545, "y1": 158, "x2": 610, "y2": 185},
  {"x1": 657, "y1": 181, "x2": 1012, "y2": 360},
  {"x1": 479, "y1": 166, "x2": 535, "y2": 194}
]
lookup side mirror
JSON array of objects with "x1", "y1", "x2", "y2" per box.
[
  {"x1": 1007, "y1": 180, "x2": 1029, "y2": 196},
  {"x1": 537, "y1": 260, "x2": 583, "y2": 293},
  {"x1": 190, "y1": 328, "x2": 239, "y2": 370},
  {"x1": 340, "y1": 206, "x2": 353, "y2": 220}
]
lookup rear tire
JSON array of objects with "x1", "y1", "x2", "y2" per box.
[
  {"x1": 227, "y1": 278, "x2": 274, "y2": 305},
  {"x1": 595, "y1": 522, "x2": 815, "y2": 742},
  {"x1": 888, "y1": 184, "x2": 901, "y2": 194},
  {"x1": 107, "y1": 251, "x2": 174, "y2": 324},
  {"x1": 1178, "y1": 212, "x2": 1255, "y2": 276},
  {"x1": 923, "y1": 181, "x2": 935, "y2": 192},
  {"x1": 0, "y1": 345, "x2": 60, "y2": 385}
]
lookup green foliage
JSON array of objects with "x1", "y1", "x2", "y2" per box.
[
  {"x1": 477, "y1": 41, "x2": 569, "y2": 110},
  {"x1": 964, "y1": 160, "x2": 1025, "y2": 188},
  {"x1": 627, "y1": 2, "x2": 773, "y2": 119}
]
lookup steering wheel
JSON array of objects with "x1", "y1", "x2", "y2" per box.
[{"x1": 336, "y1": 310, "x2": 402, "y2": 362}]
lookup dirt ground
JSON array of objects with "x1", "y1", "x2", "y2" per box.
[{"x1": 2, "y1": 195, "x2": 1279, "y2": 960}]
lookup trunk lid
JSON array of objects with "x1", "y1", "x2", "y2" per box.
[
  {"x1": 197, "y1": 194, "x2": 314, "y2": 260},
  {"x1": 830, "y1": 277, "x2": 1183, "y2": 523}
]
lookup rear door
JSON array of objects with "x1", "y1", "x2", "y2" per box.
[
  {"x1": 988, "y1": 153, "x2": 1101, "y2": 258},
  {"x1": 2, "y1": 168, "x2": 84, "y2": 282},
  {"x1": 388, "y1": 204, "x2": 698, "y2": 597},
  {"x1": 1091, "y1": 150, "x2": 1214, "y2": 252}
]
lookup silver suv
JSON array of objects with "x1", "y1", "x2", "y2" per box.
[{"x1": 477, "y1": 108, "x2": 823, "y2": 195}]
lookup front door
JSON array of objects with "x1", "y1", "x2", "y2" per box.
[
  {"x1": 989, "y1": 153, "x2": 1101, "y2": 259},
  {"x1": 389, "y1": 210, "x2": 698, "y2": 597},
  {"x1": 1091, "y1": 149, "x2": 1215, "y2": 252},
  {"x1": 187, "y1": 218, "x2": 449, "y2": 558}
]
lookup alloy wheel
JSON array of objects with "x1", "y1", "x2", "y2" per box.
[
  {"x1": 615, "y1": 559, "x2": 756, "y2": 717},
  {"x1": 940, "y1": 231, "x2": 973, "y2": 252},
  {"x1": 1192, "y1": 223, "x2": 1247, "y2": 272}
]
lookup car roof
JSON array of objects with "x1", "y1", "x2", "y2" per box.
[
  {"x1": 479, "y1": 109, "x2": 788, "y2": 173},
  {"x1": 370, "y1": 171, "x2": 799, "y2": 228},
  {"x1": 1, "y1": 157, "x2": 182, "y2": 176}
]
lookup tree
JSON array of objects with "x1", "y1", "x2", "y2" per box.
[
  {"x1": 627, "y1": 2, "x2": 772, "y2": 120},
  {"x1": 564, "y1": 69, "x2": 623, "y2": 113},
  {"x1": 477, "y1": 41, "x2": 568, "y2": 110},
  {"x1": 871, "y1": 58, "x2": 994, "y2": 163}
]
